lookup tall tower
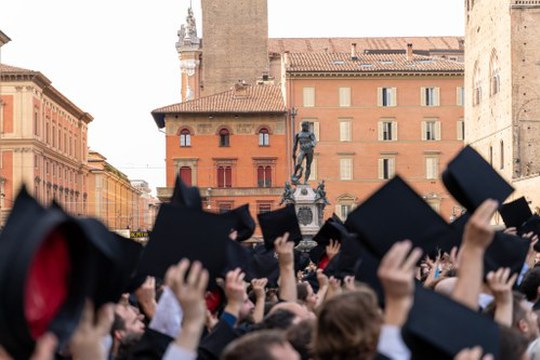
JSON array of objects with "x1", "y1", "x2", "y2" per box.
[
  {"x1": 177, "y1": 7, "x2": 202, "y2": 102},
  {"x1": 201, "y1": 0, "x2": 269, "y2": 96},
  {"x1": 465, "y1": 0, "x2": 540, "y2": 206}
]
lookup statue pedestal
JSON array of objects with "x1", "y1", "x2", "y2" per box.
[{"x1": 292, "y1": 185, "x2": 321, "y2": 236}]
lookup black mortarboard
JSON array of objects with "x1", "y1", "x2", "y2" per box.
[
  {"x1": 439, "y1": 213, "x2": 529, "y2": 276},
  {"x1": 344, "y1": 176, "x2": 451, "y2": 258},
  {"x1": 499, "y1": 197, "x2": 533, "y2": 229},
  {"x1": 309, "y1": 215, "x2": 348, "y2": 263},
  {"x1": 520, "y1": 216, "x2": 540, "y2": 251},
  {"x1": 224, "y1": 204, "x2": 256, "y2": 242},
  {"x1": 75, "y1": 218, "x2": 143, "y2": 305},
  {"x1": 136, "y1": 203, "x2": 233, "y2": 285},
  {"x1": 442, "y1": 145, "x2": 514, "y2": 213},
  {"x1": 170, "y1": 175, "x2": 202, "y2": 210},
  {"x1": 0, "y1": 187, "x2": 95, "y2": 359},
  {"x1": 323, "y1": 234, "x2": 362, "y2": 280},
  {"x1": 249, "y1": 244, "x2": 280, "y2": 287},
  {"x1": 402, "y1": 285, "x2": 499, "y2": 360},
  {"x1": 257, "y1": 204, "x2": 303, "y2": 250},
  {"x1": 223, "y1": 240, "x2": 256, "y2": 281}
]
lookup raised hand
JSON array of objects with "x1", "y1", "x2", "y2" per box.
[
  {"x1": 325, "y1": 239, "x2": 341, "y2": 260},
  {"x1": 165, "y1": 259, "x2": 209, "y2": 327},
  {"x1": 377, "y1": 240, "x2": 423, "y2": 326},
  {"x1": 135, "y1": 276, "x2": 157, "y2": 319},
  {"x1": 274, "y1": 232, "x2": 294, "y2": 267},
  {"x1": 251, "y1": 278, "x2": 268, "y2": 300},
  {"x1": 70, "y1": 301, "x2": 114, "y2": 360},
  {"x1": 462, "y1": 199, "x2": 498, "y2": 251}
]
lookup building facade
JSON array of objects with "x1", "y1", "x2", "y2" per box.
[
  {"x1": 284, "y1": 48, "x2": 465, "y2": 220},
  {"x1": 131, "y1": 179, "x2": 160, "y2": 230},
  {"x1": 152, "y1": 82, "x2": 288, "y2": 228},
  {"x1": 0, "y1": 63, "x2": 92, "y2": 225},
  {"x1": 153, "y1": 4, "x2": 467, "y2": 236},
  {"x1": 464, "y1": 0, "x2": 540, "y2": 214},
  {"x1": 87, "y1": 150, "x2": 145, "y2": 230}
]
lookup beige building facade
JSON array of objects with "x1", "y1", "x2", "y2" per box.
[
  {"x1": 0, "y1": 63, "x2": 92, "y2": 225},
  {"x1": 87, "y1": 151, "x2": 145, "y2": 231},
  {"x1": 465, "y1": 0, "x2": 540, "y2": 213}
]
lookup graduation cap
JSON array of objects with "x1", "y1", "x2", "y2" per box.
[
  {"x1": 402, "y1": 285, "x2": 499, "y2": 359},
  {"x1": 170, "y1": 175, "x2": 202, "y2": 210},
  {"x1": 257, "y1": 204, "x2": 303, "y2": 250},
  {"x1": 223, "y1": 204, "x2": 256, "y2": 242},
  {"x1": 75, "y1": 218, "x2": 143, "y2": 305},
  {"x1": 249, "y1": 244, "x2": 280, "y2": 287},
  {"x1": 309, "y1": 215, "x2": 348, "y2": 264},
  {"x1": 439, "y1": 213, "x2": 529, "y2": 277},
  {"x1": 136, "y1": 203, "x2": 234, "y2": 286},
  {"x1": 344, "y1": 176, "x2": 451, "y2": 258},
  {"x1": 499, "y1": 197, "x2": 533, "y2": 229},
  {"x1": 0, "y1": 187, "x2": 95, "y2": 359},
  {"x1": 442, "y1": 145, "x2": 514, "y2": 213}
]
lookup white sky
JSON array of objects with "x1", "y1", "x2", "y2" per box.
[{"x1": 0, "y1": 0, "x2": 464, "y2": 194}]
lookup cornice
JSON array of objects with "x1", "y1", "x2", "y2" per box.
[{"x1": 287, "y1": 71, "x2": 463, "y2": 78}]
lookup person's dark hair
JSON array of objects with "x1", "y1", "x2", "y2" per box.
[
  {"x1": 483, "y1": 292, "x2": 528, "y2": 329},
  {"x1": 111, "y1": 313, "x2": 126, "y2": 334},
  {"x1": 286, "y1": 319, "x2": 315, "y2": 360},
  {"x1": 519, "y1": 267, "x2": 540, "y2": 302},
  {"x1": 115, "y1": 332, "x2": 143, "y2": 360},
  {"x1": 511, "y1": 292, "x2": 528, "y2": 329},
  {"x1": 297, "y1": 283, "x2": 309, "y2": 302},
  {"x1": 499, "y1": 325, "x2": 529, "y2": 360},
  {"x1": 314, "y1": 289, "x2": 383, "y2": 360},
  {"x1": 222, "y1": 330, "x2": 290, "y2": 360},
  {"x1": 254, "y1": 309, "x2": 296, "y2": 331}
]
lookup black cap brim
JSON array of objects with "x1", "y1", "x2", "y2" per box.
[
  {"x1": 257, "y1": 204, "x2": 303, "y2": 250},
  {"x1": 442, "y1": 146, "x2": 514, "y2": 213}
]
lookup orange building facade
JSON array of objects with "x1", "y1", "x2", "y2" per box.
[
  {"x1": 0, "y1": 64, "x2": 92, "y2": 225},
  {"x1": 153, "y1": 5, "x2": 467, "y2": 237},
  {"x1": 152, "y1": 83, "x2": 288, "y2": 226},
  {"x1": 284, "y1": 49, "x2": 465, "y2": 220}
]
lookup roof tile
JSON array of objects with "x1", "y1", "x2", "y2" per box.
[
  {"x1": 152, "y1": 84, "x2": 286, "y2": 115},
  {"x1": 286, "y1": 53, "x2": 463, "y2": 73}
]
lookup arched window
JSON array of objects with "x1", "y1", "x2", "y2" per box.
[
  {"x1": 500, "y1": 140, "x2": 504, "y2": 170},
  {"x1": 219, "y1": 128, "x2": 230, "y2": 147},
  {"x1": 180, "y1": 129, "x2": 191, "y2": 147},
  {"x1": 257, "y1": 166, "x2": 272, "y2": 187},
  {"x1": 490, "y1": 50, "x2": 501, "y2": 96},
  {"x1": 179, "y1": 166, "x2": 192, "y2": 186},
  {"x1": 258, "y1": 128, "x2": 270, "y2": 146},
  {"x1": 217, "y1": 166, "x2": 232, "y2": 188},
  {"x1": 473, "y1": 61, "x2": 482, "y2": 106}
]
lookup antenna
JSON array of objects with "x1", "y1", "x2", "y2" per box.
[{"x1": 190, "y1": 0, "x2": 192, "y2": 8}]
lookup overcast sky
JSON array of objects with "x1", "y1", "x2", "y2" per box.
[{"x1": 0, "y1": 0, "x2": 464, "y2": 194}]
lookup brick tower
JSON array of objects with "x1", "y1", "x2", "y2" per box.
[
  {"x1": 201, "y1": 0, "x2": 269, "y2": 96},
  {"x1": 465, "y1": 0, "x2": 540, "y2": 208}
]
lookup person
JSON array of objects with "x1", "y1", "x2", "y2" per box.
[{"x1": 292, "y1": 122, "x2": 317, "y2": 185}]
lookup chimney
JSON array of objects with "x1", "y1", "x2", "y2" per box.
[
  {"x1": 234, "y1": 80, "x2": 249, "y2": 97},
  {"x1": 406, "y1": 43, "x2": 413, "y2": 60},
  {"x1": 459, "y1": 39, "x2": 465, "y2": 50},
  {"x1": 351, "y1": 43, "x2": 358, "y2": 60}
]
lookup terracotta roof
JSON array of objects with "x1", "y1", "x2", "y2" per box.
[
  {"x1": 152, "y1": 84, "x2": 286, "y2": 128},
  {"x1": 0, "y1": 63, "x2": 37, "y2": 73},
  {"x1": 0, "y1": 63, "x2": 93, "y2": 124},
  {"x1": 268, "y1": 36, "x2": 463, "y2": 54},
  {"x1": 286, "y1": 52, "x2": 464, "y2": 74}
]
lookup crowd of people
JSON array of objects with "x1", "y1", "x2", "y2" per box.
[{"x1": 1, "y1": 145, "x2": 540, "y2": 360}]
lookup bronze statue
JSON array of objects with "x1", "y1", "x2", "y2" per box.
[
  {"x1": 314, "y1": 180, "x2": 329, "y2": 205},
  {"x1": 279, "y1": 181, "x2": 295, "y2": 205},
  {"x1": 292, "y1": 121, "x2": 317, "y2": 185}
]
